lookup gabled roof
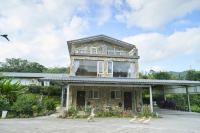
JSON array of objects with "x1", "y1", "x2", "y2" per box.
[{"x1": 67, "y1": 35, "x2": 136, "y2": 49}]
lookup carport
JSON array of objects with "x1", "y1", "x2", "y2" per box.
[{"x1": 41, "y1": 76, "x2": 200, "y2": 113}]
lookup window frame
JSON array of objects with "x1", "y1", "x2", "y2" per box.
[
  {"x1": 107, "y1": 61, "x2": 113, "y2": 75},
  {"x1": 90, "y1": 47, "x2": 98, "y2": 54},
  {"x1": 97, "y1": 61, "x2": 104, "y2": 74},
  {"x1": 88, "y1": 90, "x2": 100, "y2": 99},
  {"x1": 111, "y1": 90, "x2": 121, "y2": 99}
]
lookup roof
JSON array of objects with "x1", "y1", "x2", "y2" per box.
[
  {"x1": 67, "y1": 35, "x2": 136, "y2": 51},
  {"x1": 40, "y1": 76, "x2": 200, "y2": 87},
  {"x1": 1, "y1": 72, "x2": 68, "y2": 78}
]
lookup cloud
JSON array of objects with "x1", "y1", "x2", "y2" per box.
[
  {"x1": 95, "y1": 0, "x2": 114, "y2": 26},
  {"x1": 0, "y1": 0, "x2": 89, "y2": 67},
  {"x1": 116, "y1": 0, "x2": 200, "y2": 29},
  {"x1": 123, "y1": 27, "x2": 200, "y2": 66}
]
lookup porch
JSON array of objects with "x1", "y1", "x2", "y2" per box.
[
  {"x1": 40, "y1": 76, "x2": 200, "y2": 113},
  {"x1": 61, "y1": 84, "x2": 144, "y2": 112}
]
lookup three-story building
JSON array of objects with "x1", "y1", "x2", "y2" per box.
[{"x1": 65, "y1": 35, "x2": 143, "y2": 112}]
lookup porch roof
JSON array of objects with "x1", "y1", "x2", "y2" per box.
[{"x1": 40, "y1": 76, "x2": 200, "y2": 87}]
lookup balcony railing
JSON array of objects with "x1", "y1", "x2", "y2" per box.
[{"x1": 73, "y1": 49, "x2": 138, "y2": 57}]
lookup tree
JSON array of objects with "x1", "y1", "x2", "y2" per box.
[
  {"x1": 0, "y1": 58, "x2": 47, "y2": 72},
  {"x1": 0, "y1": 79, "x2": 27, "y2": 105},
  {"x1": 186, "y1": 70, "x2": 200, "y2": 81},
  {"x1": 152, "y1": 72, "x2": 172, "y2": 80},
  {"x1": 44, "y1": 67, "x2": 70, "y2": 73}
]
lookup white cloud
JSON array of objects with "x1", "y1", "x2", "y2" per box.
[
  {"x1": 0, "y1": 0, "x2": 89, "y2": 67},
  {"x1": 123, "y1": 27, "x2": 200, "y2": 67},
  {"x1": 116, "y1": 0, "x2": 200, "y2": 29},
  {"x1": 96, "y1": 0, "x2": 114, "y2": 26}
]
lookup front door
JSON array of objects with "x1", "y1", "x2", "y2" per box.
[
  {"x1": 124, "y1": 92, "x2": 132, "y2": 110},
  {"x1": 77, "y1": 91, "x2": 85, "y2": 110}
]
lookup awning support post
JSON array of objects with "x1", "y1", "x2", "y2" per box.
[
  {"x1": 66, "y1": 84, "x2": 70, "y2": 111},
  {"x1": 149, "y1": 85, "x2": 153, "y2": 113},
  {"x1": 186, "y1": 86, "x2": 191, "y2": 112},
  {"x1": 61, "y1": 86, "x2": 64, "y2": 107}
]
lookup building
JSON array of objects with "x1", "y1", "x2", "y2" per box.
[
  {"x1": 40, "y1": 35, "x2": 200, "y2": 113},
  {"x1": 1, "y1": 35, "x2": 200, "y2": 113},
  {"x1": 1, "y1": 72, "x2": 67, "y2": 86}
]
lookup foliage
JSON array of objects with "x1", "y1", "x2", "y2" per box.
[
  {"x1": 11, "y1": 94, "x2": 57, "y2": 117},
  {"x1": 67, "y1": 106, "x2": 78, "y2": 118},
  {"x1": 138, "y1": 105, "x2": 155, "y2": 118},
  {"x1": 186, "y1": 70, "x2": 200, "y2": 81},
  {"x1": 139, "y1": 71, "x2": 174, "y2": 80},
  {"x1": 43, "y1": 67, "x2": 70, "y2": 74},
  {"x1": 43, "y1": 97, "x2": 57, "y2": 111},
  {"x1": 0, "y1": 58, "x2": 70, "y2": 74},
  {"x1": 27, "y1": 85, "x2": 61, "y2": 96},
  {"x1": 0, "y1": 95, "x2": 10, "y2": 111},
  {"x1": 191, "y1": 105, "x2": 200, "y2": 112},
  {"x1": 151, "y1": 72, "x2": 172, "y2": 80},
  {"x1": 0, "y1": 58, "x2": 47, "y2": 73},
  {"x1": 12, "y1": 94, "x2": 42, "y2": 117},
  {"x1": 65, "y1": 106, "x2": 133, "y2": 118},
  {"x1": 0, "y1": 79, "x2": 27, "y2": 105}
]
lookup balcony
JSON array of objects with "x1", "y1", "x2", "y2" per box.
[{"x1": 72, "y1": 49, "x2": 138, "y2": 58}]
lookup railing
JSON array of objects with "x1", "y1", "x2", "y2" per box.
[{"x1": 73, "y1": 49, "x2": 137, "y2": 57}]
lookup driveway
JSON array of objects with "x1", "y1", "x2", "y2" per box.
[{"x1": 1, "y1": 110, "x2": 200, "y2": 133}]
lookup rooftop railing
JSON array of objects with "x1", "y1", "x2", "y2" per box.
[{"x1": 73, "y1": 49, "x2": 137, "y2": 57}]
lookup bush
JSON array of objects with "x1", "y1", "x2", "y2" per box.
[
  {"x1": 67, "y1": 106, "x2": 78, "y2": 118},
  {"x1": 191, "y1": 105, "x2": 200, "y2": 113},
  {"x1": 28, "y1": 85, "x2": 61, "y2": 96},
  {"x1": 11, "y1": 94, "x2": 57, "y2": 117},
  {"x1": 0, "y1": 79, "x2": 27, "y2": 105},
  {"x1": 138, "y1": 105, "x2": 155, "y2": 118},
  {"x1": 43, "y1": 98, "x2": 56, "y2": 111},
  {"x1": 12, "y1": 94, "x2": 42, "y2": 117},
  {"x1": 0, "y1": 95, "x2": 10, "y2": 111}
]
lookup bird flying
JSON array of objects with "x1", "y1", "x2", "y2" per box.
[{"x1": 0, "y1": 34, "x2": 10, "y2": 41}]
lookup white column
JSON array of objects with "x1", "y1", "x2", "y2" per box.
[
  {"x1": 149, "y1": 85, "x2": 153, "y2": 113},
  {"x1": 66, "y1": 84, "x2": 70, "y2": 111},
  {"x1": 186, "y1": 86, "x2": 191, "y2": 112},
  {"x1": 61, "y1": 87, "x2": 64, "y2": 107}
]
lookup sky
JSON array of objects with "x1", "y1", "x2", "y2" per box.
[{"x1": 0, "y1": 0, "x2": 200, "y2": 72}]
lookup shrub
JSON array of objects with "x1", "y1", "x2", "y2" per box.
[
  {"x1": 12, "y1": 94, "x2": 42, "y2": 117},
  {"x1": 95, "y1": 106, "x2": 124, "y2": 117},
  {"x1": 191, "y1": 105, "x2": 200, "y2": 113},
  {"x1": 67, "y1": 106, "x2": 78, "y2": 118},
  {"x1": 28, "y1": 85, "x2": 61, "y2": 96},
  {"x1": 0, "y1": 79, "x2": 27, "y2": 105},
  {"x1": 0, "y1": 95, "x2": 10, "y2": 111},
  {"x1": 138, "y1": 105, "x2": 154, "y2": 118},
  {"x1": 11, "y1": 94, "x2": 58, "y2": 117},
  {"x1": 43, "y1": 98, "x2": 56, "y2": 111}
]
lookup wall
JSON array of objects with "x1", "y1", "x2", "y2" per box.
[
  {"x1": 10, "y1": 78, "x2": 41, "y2": 86},
  {"x1": 69, "y1": 40, "x2": 139, "y2": 78},
  {"x1": 68, "y1": 85, "x2": 143, "y2": 112}
]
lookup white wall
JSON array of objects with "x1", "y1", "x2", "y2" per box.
[{"x1": 11, "y1": 78, "x2": 42, "y2": 86}]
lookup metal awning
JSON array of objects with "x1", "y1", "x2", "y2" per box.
[{"x1": 40, "y1": 76, "x2": 200, "y2": 87}]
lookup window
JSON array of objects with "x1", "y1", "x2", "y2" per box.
[
  {"x1": 107, "y1": 61, "x2": 113, "y2": 74},
  {"x1": 113, "y1": 61, "x2": 132, "y2": 77},
  {"x1": 88, "y1": 90, "x2": 99, "y2": 99},
  {"x1": 75, "y1": 60, "x2": 97, "y2": 76},
  {"x1": 97, "y1": 61, "x2": 104, "y2": 74},
  {"x1": 43, "y1": 81, "x2": 50, "y2": 86},
  {"x1": 111, "y1": 91, "x2": 121, "y2": 99},
  {"x1": 91, "y1": 47, "x2": 97, "y2": 54}
]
